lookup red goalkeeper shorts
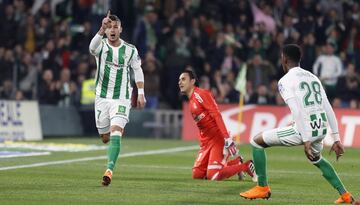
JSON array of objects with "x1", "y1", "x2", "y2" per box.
[{"x1": 192, "y1": 137, "x2": 228, "y2": 179}]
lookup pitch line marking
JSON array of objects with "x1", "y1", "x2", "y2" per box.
[
  {"x1": 117, "y1": 164, "x2": 360, "y2": 177},
  {"x1": 0, "y1": 145, "x2": 199, "y2": 171}
]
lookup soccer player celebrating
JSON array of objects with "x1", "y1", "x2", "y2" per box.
[
  {"x1": 240, "y1": 44, "x2": 355, "y2": 204},
  {"x1": 89, "y1": 11, "x2": 146, "y2": 186},
  {"x1": 179, "y1": 69, "x2": 256, "y2": 181}
]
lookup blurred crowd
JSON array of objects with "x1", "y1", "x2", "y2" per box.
[{"x1": 0, "y1": 0, "x2": 360, "y2": 109}]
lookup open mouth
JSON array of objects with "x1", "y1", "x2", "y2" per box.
[{"x1": 110, "y1": 34, "x2": 116, "y2": 38}]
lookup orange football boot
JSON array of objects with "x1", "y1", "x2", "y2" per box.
[
  {"x1": 240, "y1": 185, "x2": 271, "y2": 200},
  {"x1": 334, "y1": 192, "x2": 354, "y2": 204},
  {"x1": 102, "y1": 169, "x2": 113, "y2": 186}
]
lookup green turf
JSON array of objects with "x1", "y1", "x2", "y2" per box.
[{"x1": 0, "y1": 138, "x2": 359, "y2": 205}]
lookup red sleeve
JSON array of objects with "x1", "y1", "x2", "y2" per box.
[{"x1": 200, "y1": 90, "x2": 229, "y2": 138}]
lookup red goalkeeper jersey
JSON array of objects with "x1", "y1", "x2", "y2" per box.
[{"x1": 188, "y1": 87, "x2": 228, "y2": 144}]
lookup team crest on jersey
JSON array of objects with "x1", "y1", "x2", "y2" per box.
[
  {"x1": 116, "y1": 105, "x2": 126, "y2": 116},
  {"x1": 194, "y1": 92, "x2": 203, "y2": 103}
]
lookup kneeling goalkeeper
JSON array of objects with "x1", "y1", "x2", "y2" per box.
[{"x1": 179, "y1": 69, "x2": 256, "y2": 181}]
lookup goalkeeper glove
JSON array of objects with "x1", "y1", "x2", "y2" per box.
[{"x1": 224, "y1": 137, "x2": 238, "y2": 156}]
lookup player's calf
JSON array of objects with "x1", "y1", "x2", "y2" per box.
[{"x1": 207, "y1": 160, "x2": 254, "y2": 181}]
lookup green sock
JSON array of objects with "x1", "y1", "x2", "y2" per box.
[
  {"x1": 107, "y1": 135, "x2": 121, "y2": 171},
  {"x1": 252, "y1": 145, "x2": 268, "y2": 186},
  {"x1": 314, "y1": 158, "x2": 347, "y2": 195}
]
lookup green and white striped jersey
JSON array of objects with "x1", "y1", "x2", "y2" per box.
[{"x1": 91, "y1": 38, "x2": 141, "y2": 100}]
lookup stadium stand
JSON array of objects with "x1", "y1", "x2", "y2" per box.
[{"x1": 0, "y1": 0, "x2": 359, "y2": 110}]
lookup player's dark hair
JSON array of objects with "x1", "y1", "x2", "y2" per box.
[
  {"x1": 282, "y1": 44, "x2": 302, "y2": 63},
  {"x1": 182, "y1": 69, "x2": 199, "y2": 86},
  {"x1": 109, "y1": 14, "x2": 121, "y2": 24}
]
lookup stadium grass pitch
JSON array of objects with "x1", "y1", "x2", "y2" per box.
[{"x1": 0, "y1": 137, "x2": 359, "y2": 205}]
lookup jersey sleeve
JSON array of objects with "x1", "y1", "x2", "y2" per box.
[
  {"x1": 130, "y1": 48, "x2": 142, "y2": 70},
  {"x1": 89, "y1": 34, "x2": 103, "y2": 56},
  {"x1": 130, "y1": 48, "x2": 144, "y2": 83},
  {"x1": 278, "y1": 78, "x2": 295, "y2": 102},
  {"x1": 200, "y1": 90, "x2": 229, "y2": 138}
]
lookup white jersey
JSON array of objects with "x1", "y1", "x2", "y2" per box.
[
  {"x1": 91, "y1": 38, "x2": 141, "y2": 100},
  {"x1": 278, "y1": 67, "x2": 328, "y2": 141}
]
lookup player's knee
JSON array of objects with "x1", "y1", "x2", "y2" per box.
[
  {"x1": 250, "y1": 132, "x2": 266, "y2": 148},
  {"x1": 206, "y1": 169, "x2": 221, "y2": 181},
  {"x1": 100, "y1": 133, "x2": 110, "y2": 144},
  {"x1": 308, "y1": 154, "x2": 321, "y2": 164},
  {"x1": 192, "y1": 168, "x2": 206, "y2": 179},
  {"x1": 110, "y1": 126, "x2": 124, "y2": 136}
]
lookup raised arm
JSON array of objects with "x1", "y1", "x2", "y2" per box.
[{"x1": 89, "y1": 11, "x2": 111, "y2": 56}]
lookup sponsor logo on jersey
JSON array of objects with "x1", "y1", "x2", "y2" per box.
[
  {"x1": 194, "y1": 92, "x2": 203, "y2": 103},
  {"x1": 310, "y1": 118, "x2": 322, "y2": 129},
  {"x1": 193, "y1": 112, "x2": 205, "y2": 123},
  {"x1": 105, "y1": 61, "x2": 124, "y2": 69}
]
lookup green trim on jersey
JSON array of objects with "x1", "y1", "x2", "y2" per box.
[
  {"x1": 113, "y1": 46, "x2": 126, "y2": 99},
  {"x1": 124, "y1": 42, "x2": 135, "y2": 48},
  {"x1": 126, "y1": 48, "x2": 135, "y2": 99},
  {"x1": 128, "y1": 48, "x2": 135, "y2": 62},
  {"x1": 118, "y1": 46, "x2": 125, "y2": 65},
  {"x1": 100, "y1": 45, "x2": 113, "y2": 98},
  {"x1": 95, "y1": 45, "x2": 104, "y2": 88},
  {"x1": 126, "y1": 66, "x2": 130, "y2": 99}
]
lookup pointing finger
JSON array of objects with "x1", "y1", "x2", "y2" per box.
[{"x1": 107, "y1": 10, "x2": 111, "y2": 17}]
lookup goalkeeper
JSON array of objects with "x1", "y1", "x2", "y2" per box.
[{"x1": 179, "y1": 69, "x2": 256, "y2": 181}]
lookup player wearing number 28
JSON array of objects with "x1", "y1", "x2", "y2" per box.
[
  {"x1": 89, "y1": 11, "x2": 146, "y2": 186},
  {"x1": 240, "y1": 44, "x2": 355, "y2": 204}
]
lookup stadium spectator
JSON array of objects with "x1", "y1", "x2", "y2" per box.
[
  {"x1": 38, "y1": 69, "x2": 60, "y2": 105},
  {"x1": 313, "y1": 42, "x2": 343, "y2": 100},
  {"x1": 164, "y1": 26, "x2": 191, "y2": 108},
  {"x1": 0, "y1": 80, "x2": 14, "y2": 99},
  {"x1": 18, "y1": 52, "x2": 38, "y2": 99},
  {"x1": 220, "y1": 45, "x2": 241, "y2": 78},
  {"x1": 248, "y1": 84, "x2": 275, "y2": 105},
  {"x1": 133, "y1": 5, "x2": 162, "y2": 58},
  {"x1": 246, "y1": 54, "x2": 275, "y2": 88},
  {"x1": 336, "y1": 63, "x2": 360, "y2": 107},
  {"x1": 143, "y1": 51, "x2": 161, "y2": 109},
  {"x1": 301, "y1": 33, "x2": 317, "y2": 72},
  {"x1": 267, "y1": 32, "x2": 285, "y2": 69},
  {"x1": 58, "y1": 68, "x2": 77, "y2": 107}
]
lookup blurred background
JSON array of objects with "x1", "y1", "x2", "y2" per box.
[{"x1": 0, "y1": 0, "x2": 359, "y2": 141}]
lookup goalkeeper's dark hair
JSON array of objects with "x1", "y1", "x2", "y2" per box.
[
  {"x1": 109, "y1": 14, "x2": 121, "y2": 25},
  {"x1": 182, "y1": 68, "x2": 199, "y2": 86},
  {"x1": 282, "y1": 44, "x2": 302, "y2": 63}
]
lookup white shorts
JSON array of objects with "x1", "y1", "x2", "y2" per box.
[
  {"x1": 262, "y1": 125, "x2": 325, "y2": 157},
  {"x1": 94, "y1": 97, "x2": 131, "y2": 134}
]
